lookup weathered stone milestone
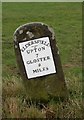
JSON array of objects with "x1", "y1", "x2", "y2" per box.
[{"x1": 14, "y1": 22, "x2": 68, "y2": 102}]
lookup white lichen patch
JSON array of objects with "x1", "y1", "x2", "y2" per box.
[
  {"x1": 56, "y1": 44, "x2": 58, "y2": 48},
  {"x1": 57, "y1": 50, "x2": 59, "y2": 55},
  {"x1": 15, "y1": 45, "x2": 18, "y2": 49},
  {"x1": 14, "y1": 36, "x2": 17, "y2": 42},
  {"x1": 23, "y1": 38, "x2": 27, "y2": 40},
  {"x1": 26, "y1": 31, "x2": 34, "y2": 38},
  {"x1": 48, "y1": 26, "x2": 55, "y2": 40},
  {"x1": 41, "y1": 22, "x2": 44, "y2": 26},
  {"x1": 19, "y1": 30, "x2": 23, "y2": 34}
]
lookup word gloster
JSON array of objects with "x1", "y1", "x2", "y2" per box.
[{"x1": 26, "y1": 56, "x2": 50, "y2": 65}]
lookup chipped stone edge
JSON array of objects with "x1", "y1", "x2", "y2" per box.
[
  {"x1": 13, "y1": 22, "x2": 45, "y2": 42},
  {"x1": 47, "y1": 26, "x2": 55, "y2": 40},
  {"x1": 13, "y1": 22, "x2": 56, "y2": 49},
  {"x1": 13, "y1": 22, "x2": 45, "y2": 36}
]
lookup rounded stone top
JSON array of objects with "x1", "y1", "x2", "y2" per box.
[{"x1": 13, "y1": 22, "x2": 55, "y2": 43}]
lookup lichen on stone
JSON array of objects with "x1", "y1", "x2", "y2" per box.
[
  {"x1": 26, "y1": 31, "x2": 34, "y2": 38},
  {"x1": 19, "y1": 30, "x2": 23, "y2": 34}
]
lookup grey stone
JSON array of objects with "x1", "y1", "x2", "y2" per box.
[{"x1": 14, "y1": 22, "x2": 68, "y2": 102}]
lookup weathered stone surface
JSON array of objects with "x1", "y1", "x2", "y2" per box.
[{"x1": 14, "y1": 22, "x2": 68, "y2": 102}]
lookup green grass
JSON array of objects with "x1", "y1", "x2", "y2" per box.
[{"x1": 2, "y1": 2, "x2": 82, "y2": 118}]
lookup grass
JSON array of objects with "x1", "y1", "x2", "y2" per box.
[{"x1": 2, "y1": 2, "x2": 82, "y2": 119}]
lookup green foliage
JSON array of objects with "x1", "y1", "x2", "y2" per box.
[{"x1": 2, "y1": 2, "x2": 82, "y2": 119}]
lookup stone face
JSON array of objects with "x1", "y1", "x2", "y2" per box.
[{"x1": 14, "y1": 22, "x2": 68, "y2": 102}]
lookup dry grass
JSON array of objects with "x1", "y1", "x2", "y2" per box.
[{"x1": 2, "y1": 76, "x2": 83, "y2": 119}]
